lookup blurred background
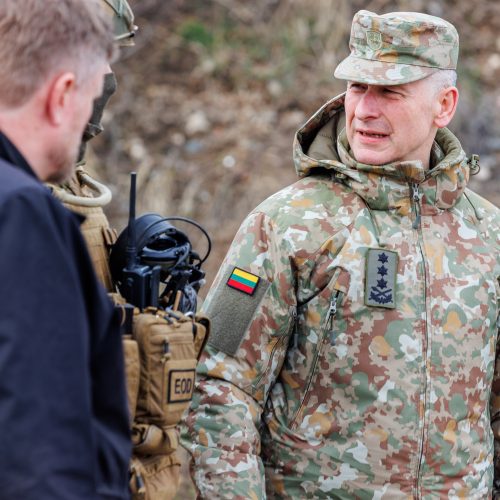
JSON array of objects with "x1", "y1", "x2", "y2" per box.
[
  {"x1": 90, "y1": 0, "x2": 500, "y2": 301},
  {"x1": 87, "y1": 1, "x2": 499, "y2": 496}
]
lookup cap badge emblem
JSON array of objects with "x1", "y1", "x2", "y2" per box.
[{"x1": 366, "y1": 30, "x2": 383, "y2": 50}]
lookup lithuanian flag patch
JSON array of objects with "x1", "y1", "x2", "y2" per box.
[{"x1": 227, "y1": 267, "x2": 260, "y2": 296}]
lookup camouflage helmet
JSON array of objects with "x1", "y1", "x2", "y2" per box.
[{"x1": 101, "y1": 0, "x2": 137, "y2": 46}]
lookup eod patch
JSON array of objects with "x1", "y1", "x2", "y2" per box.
[{"x1": 168, "y1": 368, "x2": 195, "y2": 403}]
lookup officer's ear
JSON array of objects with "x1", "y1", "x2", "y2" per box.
[
  {"x1": 433, "y1": 86, "x2": 459, "y2": 129},
  {"x1": 45, "y1": 72, "x2": 77, "y2": 126}
]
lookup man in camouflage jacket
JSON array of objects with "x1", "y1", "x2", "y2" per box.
[{"x1": 182, "y1": 10, "x2": 500, "y2": 499}]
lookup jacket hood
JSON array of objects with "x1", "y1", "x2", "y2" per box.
[{"x1": 293, "y1": 93, "x2": 473, "y2": 212}]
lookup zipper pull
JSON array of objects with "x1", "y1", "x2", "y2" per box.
[
  {"x1": 411, "y1": 183, "x2": 421, "y2": 203},
  {"x1": 411, "y1": 183, "x2": 421, "y2": 229},
  {"x1": 289, "y1": 306, "x2": 298, "y2": 350},
  {"x1": 327, "y1": 292, "x2": 340, "y2": 345}
]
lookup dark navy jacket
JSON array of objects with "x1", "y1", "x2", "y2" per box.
[{"x1": 0, "y1": 132, "x2": 131, "y2": 499}]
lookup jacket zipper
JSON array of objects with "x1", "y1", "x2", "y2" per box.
[
  {"x1": 291, "y1": 290, "x2": 341, "y2": 427},
  {"x1": 411, "y1": 183, "x2": 422, "y2": 229},
  {"x1": 410, "y1": 182, "x2": 429, "y2": 498},
  {"x1": 327, "y1": 292, "x2": 340, "y2": 345}
]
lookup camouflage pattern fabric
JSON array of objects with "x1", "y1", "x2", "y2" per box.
[
  {"x1": 102, "y1": 0, "x2": 137, "y2": 46},
  {"x1": 334, "y1": 10, "x2": 459, "y2": 85},
  {"x1": 182, "y1": 94, "x2": 500, "y2": 499}
]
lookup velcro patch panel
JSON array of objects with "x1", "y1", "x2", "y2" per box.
[{"x1": 206, "y1": 266, "x2": 271, "y2": 356}]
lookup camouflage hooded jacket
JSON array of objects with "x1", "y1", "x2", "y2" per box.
[{"x1": 182, "y1": 94, "x2": 500, "y2": 499}]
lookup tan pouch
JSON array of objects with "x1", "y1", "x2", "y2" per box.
[
  {"x1": 134, "y1": 310, "x2": 197, "y2": 429},
  {"x1": 193, "y1": 314, "x2": 210, "y2": 360},
  {"x1": 131, "y1": 423, "x2": 178, "y2": 456},
  {"x1": 64, "y1": 202, "x2": 116, "y2": 292},
  {"x1": 129, "y1": 453, "x2": 181, "y2": 500},
  {"x1": 123, "y1": 335, "x2": 141, "y2": 422},
  {"x1": 108, "y1": 293, "x2": 140, "y2": 421}
]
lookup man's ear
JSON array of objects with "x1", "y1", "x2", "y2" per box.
[
  {"x1": 434, "y1": 86, "x2": 459, "y2": 129},
  {"x1": 45, "y1": 72, "x2": 76, "y2": 126}
]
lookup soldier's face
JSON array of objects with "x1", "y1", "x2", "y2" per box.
[{"x1": 344, "y1": 78, "x2": 438, "y2": 167}]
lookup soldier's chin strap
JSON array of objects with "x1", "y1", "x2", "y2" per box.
[
  {"x1": 51, "y1": 168, "x2": 112, "y2": 208},
  {"x1": 77, "y1": 72, "x2": 118, "y2": 163}
]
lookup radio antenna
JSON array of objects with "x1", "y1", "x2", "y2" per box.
[{"x1": 125, "y1": 172, "x2": 138, "y2": 270}]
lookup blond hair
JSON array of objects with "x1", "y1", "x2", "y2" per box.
[{"x1": 0, "y1": 0, "x2": 115, "y2": 108}]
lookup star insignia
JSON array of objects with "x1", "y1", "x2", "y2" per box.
[
  {"x1": 378, "y1": 253, "x2": 389, "y2": 264},
  {"x1": 378, "y1": 266, "x2": 387, "y2": 276},
  {"x1": 377, "y1": 278, "x2": 387, "y2": 289}
]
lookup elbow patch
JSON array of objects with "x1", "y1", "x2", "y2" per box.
[{"x1": 205, "y1": 267, "x2": 271, "y2": 356}]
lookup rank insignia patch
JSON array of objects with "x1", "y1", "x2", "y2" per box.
[
  {"x1": 365, "y1": 249, "x2": 398, "y2": 309},
  {"x1": 227, "y1": 267, "x2": 260, "y2": 296}
]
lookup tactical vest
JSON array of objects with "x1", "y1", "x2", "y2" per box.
[
  {"x1": 50, "y1": 166, "x2": 116, "y2": 291},
  {"x1": 116, "y1": 299, "x2": 208, "y2": 500},
  {"x1": 51, "y1": 169, "x2": 207, "y2": 499}
]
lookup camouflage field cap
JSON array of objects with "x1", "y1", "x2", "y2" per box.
[
  {"x1": 102, "y1": 0, "x2": 137, "y2": 46},
  {"x1": 334, "y1": 10, "x2": 459, "y2": 85}
]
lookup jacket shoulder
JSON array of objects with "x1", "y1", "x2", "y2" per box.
[
  {"x1": 0, "y1": 158, "x2": 44, "y2": 197},
  {"x1": 463, "y1": 188, "x2": 500, "y2": 221},
  {"x1": 459, "y1": 189, "x2": 500, "y2": 254},
  {"x1": 233, "y1": 175, "x2": 364, "y2": 271},
  {"x1": 465, "y1": 189, "x2": 500, "y2": 211},
  {"x1": 0, "y1": 159, "x2": 85, "y2": 239},
  {"x1": 253, "y1": 174, "x2": 363, "y2": 230}
]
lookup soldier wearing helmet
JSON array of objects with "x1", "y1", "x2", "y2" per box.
[
  {"x1": 102, "y1": 0, "x2": 137, "y2": 46},
  {"x1": 50, "y1": 2, "x2": 201, "y2": 499},
  {"x1": 49, "y1": 0, "x2": 138, "y2": 291}
]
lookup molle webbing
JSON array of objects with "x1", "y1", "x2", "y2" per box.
[
  {"x1": 50, "y1": 169, "x2": 115, "y2": 291},
  {"x1": 62, "y1": 202, "x2": 116, "y2": 292}
]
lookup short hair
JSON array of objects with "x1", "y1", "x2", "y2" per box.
[
  {"x1": 0, "y1": 0, "x2": 115, "y2": 108},
  {"x1": 427, "y1": 69, "x2": 458, "y2": 94}
]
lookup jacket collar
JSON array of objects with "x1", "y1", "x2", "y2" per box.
[
  {"x1": 293, "y1": 94, "x2": 471, "y2": 212},
  {"x1": 0, "y1": 130, "x2": 38, "y2": 180}
]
